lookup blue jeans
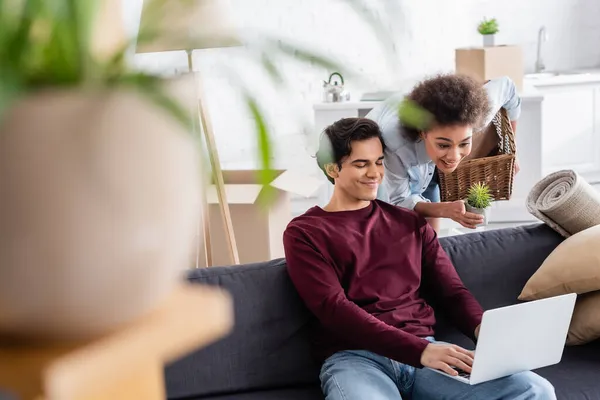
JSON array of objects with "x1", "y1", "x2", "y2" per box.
[{"x1": 320, "y1": 339, "x2": 555, "y2": 400}]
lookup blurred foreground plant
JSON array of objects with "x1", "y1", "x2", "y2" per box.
[{"x1": 0, "y1": 0, "x2": 398, "y2": 191}]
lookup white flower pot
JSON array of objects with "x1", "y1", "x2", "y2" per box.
[
  {"x1": 0, "y1": 85, "x2": 201, "y2": 340},
  {"x1": 465, "y1": 201, "x2": 491, "y2": 226},
  {"x1": 483, "y1": 34, "x2": 496, "y2": 47}
]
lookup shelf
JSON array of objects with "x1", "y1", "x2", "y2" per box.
[{"x1": 0, "y1": 284, "x2": 233, "y2": 400}]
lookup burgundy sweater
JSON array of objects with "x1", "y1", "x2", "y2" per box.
[{"x1": 283, "y1": 200, "x2": 483, "y2": 368}]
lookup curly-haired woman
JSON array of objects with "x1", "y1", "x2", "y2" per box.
[{"x1": 366, "y1": 74, "x2": 521, "y2": 231}]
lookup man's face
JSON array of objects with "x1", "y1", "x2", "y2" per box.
[
  {"x1": 330, "y1": 137, "x2": 384, "y2": 201},
  {"x1": 422, "y1": 124, "x2": 473, "y2": 173}
]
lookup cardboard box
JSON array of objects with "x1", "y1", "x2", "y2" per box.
[
  {"x1": 194, "y1": 170, "x2": 324, "y2": 267},
  {"x1": 455, "y1": 45, "x2": 524, "y2": 92}
]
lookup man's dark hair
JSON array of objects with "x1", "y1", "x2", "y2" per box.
[
  {"x1": 401, "y1": 74, "x2": 491, "y2": 142},
  {"x1": 316, "y1": 117, "x2": 385, "y2": 184}
]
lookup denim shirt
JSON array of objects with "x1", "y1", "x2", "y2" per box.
[{"x1": 366, "y1": 76, "x2": 522, "y2": 210}]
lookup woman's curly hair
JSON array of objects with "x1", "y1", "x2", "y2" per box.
[{"x1": 401, "y1": 74, "x2": 491, "y2": 142}]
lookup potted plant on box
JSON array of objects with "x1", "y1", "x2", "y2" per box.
[
  {"x1": 465, "y1": 182, "x2": 494, "y2": 226},
  {"x1": 478, "y1": 17, "x2": 499, "y2": 47}
]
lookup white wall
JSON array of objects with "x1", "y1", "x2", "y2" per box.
[{"x1": 122, "y1": 0, "x2": 600, "y2": 172}]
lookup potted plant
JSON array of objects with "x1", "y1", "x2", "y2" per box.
[
  {"x1": 465, "y1": 182, "x2": 494, "y2": 226},
  {"x1": 0, "y1": 1, "x2": 209, "y2": 340},
  {"x1": 0, "y1": 1, "x2": 391, "y2": 340},
  {"x1": 478, "y1": 17, "x2": 499, "y2": 47}
]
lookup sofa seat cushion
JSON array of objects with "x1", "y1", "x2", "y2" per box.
[
  {"x1": 165, "y1": 259, "x2": 320, "y2": 399},
  {"x1": 174, "y1": 340, "x2": 600, "y2": 400}
]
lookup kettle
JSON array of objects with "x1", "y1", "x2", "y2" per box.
[{"x1": 323, "y1": 72, "x2": 350, "y2": 103}]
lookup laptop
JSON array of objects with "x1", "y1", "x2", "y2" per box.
[{"x1": 428, "y1": 293, "x2": 577, "y2": 385}]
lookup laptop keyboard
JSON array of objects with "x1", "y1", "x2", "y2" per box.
[{"x1": 451, "y1": 367, "x2": 471, "y2": 379}]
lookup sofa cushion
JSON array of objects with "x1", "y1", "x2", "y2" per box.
[
  {"x1": 190, "y1": 339, "x2": 600, "y2": 400},
  {"x1": 519, "y1": 224, "x2": 600, "y2": 301},
  {"x1": 165, "y1": 259, "x2": 320, "y2": 400},
  {"x1": 567, "y1": 290, "x2": 600, "y2": 345}
]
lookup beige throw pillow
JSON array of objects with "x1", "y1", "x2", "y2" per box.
[
  {"x1": 519, "y1": 224, "x2": 600, "y2": 301},
  {"x1": 567, "y1": 290, "x2": 600, "y2": 346}
]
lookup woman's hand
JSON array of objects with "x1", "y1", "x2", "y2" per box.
[{"x1": 443, "y1": 200, "x2": 483, "y2": 229}]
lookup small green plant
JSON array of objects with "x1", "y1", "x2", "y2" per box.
[
  {"x1": 477, "y1": 18, "x2": 499, "y2": 35},
  {"x1": 467, "y1": 182, "x2": 494, "y2": 209}
]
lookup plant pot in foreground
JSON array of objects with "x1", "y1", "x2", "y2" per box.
[{"x1": 0, "y1": 86, "x2": 201, "y2": 340}]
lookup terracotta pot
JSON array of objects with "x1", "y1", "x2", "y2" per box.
[{"x1": 0, "y1": 86, "x2": 200, "y2": 340}]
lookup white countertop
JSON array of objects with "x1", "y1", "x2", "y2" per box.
[
  {"x1": 313, "y1": 91, "x2": 544, "y2": 110},
  {"x1": 523, "y1": 68, "x2": 600, "y2": 87},
  {"x1": 313, "y1": 101, "x2": 382, "y2": 110},
  {"x1": 314, "y1": 68, "x2": 600, "y2": 110}
]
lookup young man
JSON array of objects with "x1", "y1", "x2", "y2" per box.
[
  {"x1": 283, "y1": 118, "x2": 554, "y2": 399},
  {"x1": 366, "y1": 75, "x2": 521, "y2": 232}
]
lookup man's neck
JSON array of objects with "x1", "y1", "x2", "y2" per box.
[{"x1": 323, "y1": 192, "x2": 371, "y2": 213}]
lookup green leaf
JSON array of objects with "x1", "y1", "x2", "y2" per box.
[
  {"x1": 0, "y1": 74, "x2": 22, "y2": 125},
  {"x1": 65, "y1": 0, "x2": 99, "y2": 79},
  {"x1": 260, "y1": 53, "x2": 283, "y2": 85},
  {"x1": 245, "y1": 94, "x2": 276, "y2": 205},
  {"x1": 398, "y1": 99, "x2": 433, "y2": 131},
  {"x1": 268, "y1": 38, "x2": 341, "y2": 73},
  {"x1": 4, "y1": 0, "x2": 34, "y2": 67},
  {"x1": 118, "y1": 73, "x2": 193, "y2": 131},
  {"x1": 341, "y1": 0, "x2": 397, "y2": 58}
]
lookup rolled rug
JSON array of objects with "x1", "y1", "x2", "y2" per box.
[{"x1": 527, "y1": 170, "x2": 600, "y2": 237}]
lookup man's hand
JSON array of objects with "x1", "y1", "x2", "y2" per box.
[
  {"x1": 420, "y1": 343, "x2": 475, "y2": 376},
  {"x1": 443, "y1": 200, "x2": 484, "y2": 229}
]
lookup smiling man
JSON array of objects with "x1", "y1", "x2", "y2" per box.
[
  {"x1": 366, "y1": 74, "x2": 521, "y2": 232},
  {"x1": 282, "y1": 117, "x2": 554, "y2": 399}
]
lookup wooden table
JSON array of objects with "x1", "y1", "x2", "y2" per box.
[{"x1": 0, "y1": 284, "x2": 233, "y2": 400}]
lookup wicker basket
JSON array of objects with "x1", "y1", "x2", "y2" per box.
[{"x1": 438, "y1": 108, "x2": 516, "y2": 202}]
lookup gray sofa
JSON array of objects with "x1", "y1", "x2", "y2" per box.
[{"x1": 164, "y1": 223, "x2": 600, "y2": 400}]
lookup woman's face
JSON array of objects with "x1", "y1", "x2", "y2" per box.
[{"x1": 422, "y1": 124, "x2": 473, "y2": 173}]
